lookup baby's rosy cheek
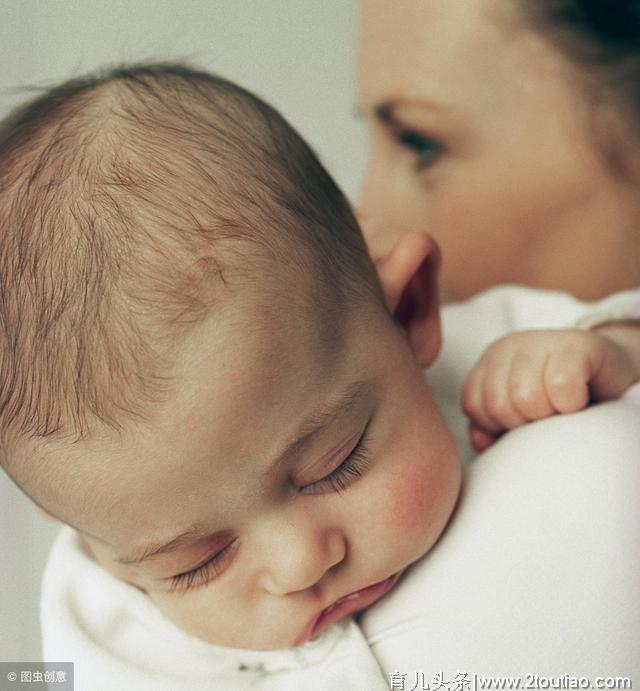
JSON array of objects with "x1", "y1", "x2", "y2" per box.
[{"x1": 387, "y1": 461, "x2": 437, "y2": 536}]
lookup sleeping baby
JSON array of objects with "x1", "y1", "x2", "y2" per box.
[{"x1": 0, "y1": 63, "x2": 637, "y2": 690}]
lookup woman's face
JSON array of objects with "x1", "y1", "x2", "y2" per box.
[{"x1": 358, "y1": 0, "x2": 640, "y2": 301}]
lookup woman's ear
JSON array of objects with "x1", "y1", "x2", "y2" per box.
[{"x1": 375, "y1": 232, "x2": 442, "y2": 367}]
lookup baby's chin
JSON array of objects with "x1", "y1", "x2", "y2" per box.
[{"x1": 150, "y1": 603, "x2": 296, "y2": 652}]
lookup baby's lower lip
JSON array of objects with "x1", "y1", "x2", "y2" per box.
[{"x1": 294, "y1": 571, "x2": 402, "y2": 646}]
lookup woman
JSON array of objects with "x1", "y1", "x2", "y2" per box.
[
  {"x1": 358, "y1": 0, "x2": 640, "y2": 677},
  {"x1": 357, "y1": 0, "x2": 640, "y2": 302}
]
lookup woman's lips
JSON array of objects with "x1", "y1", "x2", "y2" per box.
[{"x1": 294, "y1": 571, "x2": 402, "y2": 646}]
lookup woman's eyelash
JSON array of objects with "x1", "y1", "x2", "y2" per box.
[
  {"x1": 168, "y1": 539, "x2": 238, "y2": 593},
  {"x1": 397, "y1": 129, "x2": 444, "y2": 170},
  {"x1": 300, "y1": 429, "x2": 371, "y2": 495}
]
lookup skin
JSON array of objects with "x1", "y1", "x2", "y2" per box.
[
  {"x1": 30, "y1": 234, "x2": 460, "y2": 651},
  {"x1": 358, "y1": 0, "x2": 640, "y2": 302},
  {"x1": 462, "y1": 323, "x2": 640, "y2": 451}
]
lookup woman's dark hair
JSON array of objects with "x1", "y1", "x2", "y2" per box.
[{"x1": 520, "y1": 0, "x2": 640, "y2": 171}]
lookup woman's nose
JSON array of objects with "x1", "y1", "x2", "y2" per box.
[
  {"x1": 358, "y1": 150, "x2": 395, "y2": 228},
  {"x1": 257, "y1": 518, "x2": 347, "y2": 597},
  {"x1": 357, "y1": 185, "x2": 405, "y2": 262},
  {"x1": 355, "y1": 207, "x2": 404, "y2": 265},
  {"x1": 357, "y1": 180, "x2": 384, "y2": 250},
  {"x1": 358, "y1": 156, "x2": 415, "y2": 260}
]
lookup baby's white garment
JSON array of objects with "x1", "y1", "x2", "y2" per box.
[
  {"x1": 40, "y1": 528, "x2": 389, "y2": 691},
  {"x1": 428, "y1": 284, "x2": 640, "y2": 463}
]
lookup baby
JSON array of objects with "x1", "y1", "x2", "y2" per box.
[
  {"x1": 0, "y1": 63, "x2": 637, "y2": 689},
  {"x1": 0, "y1": 63, "x2": 460, "y2": 689}
]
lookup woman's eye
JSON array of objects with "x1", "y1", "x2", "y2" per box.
[
  {"x1": 168, "y1": 539, "x2": 238, "y2": 593},
  {"x1": 300, "y1": 428, "x2": 371, "y2": 496},
  {"x1": 397, "y1": 130, "x2": 444, "y2": 171}
]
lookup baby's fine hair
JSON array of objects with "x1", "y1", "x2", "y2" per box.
[{"x1": 0, "y1": 62, "x2": 376, "y2": 450}]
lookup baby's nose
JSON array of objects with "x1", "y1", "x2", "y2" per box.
[{"x1": 258, "y1": 523, "x2": 346, "y2": 597}]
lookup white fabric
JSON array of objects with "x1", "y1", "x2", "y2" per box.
[
  {"x1": 40, "y1": 285, "x2": 640, "y2": 689},
  {"x1": 361, "y1": 285, "x2": 640, "y2": 678},
  {"x1": 574, "y1": 288, "x2": 640, "y2": 331},
  {"x1": 41, "y1": 528, "x2": 389, "y2": 691},
  {"x1": 361, "y1": 383, "x2": 640, "y2": 678}
]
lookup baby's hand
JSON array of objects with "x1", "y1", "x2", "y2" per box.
[{"x1": 461, "y1": 328, "x2": 639, "y2": 452}]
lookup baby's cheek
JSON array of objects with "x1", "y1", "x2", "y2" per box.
[
  {"x1": 388, "y1": 462, "x2": 437, "y2": 534},
  {"x1": 385, "y1": 454, "x2": 459, "y2": 550}
]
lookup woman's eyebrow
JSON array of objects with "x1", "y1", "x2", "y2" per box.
[
  {"x1": 375, "y1": 103, "x2": 396, "y2": 124},
  {"x1": 373, "y1": 99, "x2": 453, "y2": 125},
  {"x1": 116, "y1": 379, "x2": 373, "y2": 566},
  {"x1": 352, "y1": 101, "x2": 399, "y2": 122}
]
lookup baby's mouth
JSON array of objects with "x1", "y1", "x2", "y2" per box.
[{"x1": 294, "y1": 571, "x2": 402, "y2": 646}]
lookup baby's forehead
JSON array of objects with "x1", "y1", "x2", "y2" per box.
[
  {"x1": 13, "y1": 254, "x2": 329, "y2": 456},
  {"x1": 27, "y1": 287, "x2": 349, "y2": 512}
]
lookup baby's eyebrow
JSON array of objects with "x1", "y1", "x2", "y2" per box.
[
  {"x1": 115, "y1": 525, "x2": 219, "y2": 565},
  {"x1": 279, "y1": 379, "x2": 372, "y2": 461},
  {"x1": 116, "y1": 378, "x2": 373, "y2": 566}
]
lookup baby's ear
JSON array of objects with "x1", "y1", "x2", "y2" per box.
[{"x1": 375, "y1": 232, "x2": 442, "y2": 367}]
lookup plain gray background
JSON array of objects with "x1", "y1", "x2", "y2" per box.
[{"x1": 0, "y1": 0, "x2": 366, "y2": 663}]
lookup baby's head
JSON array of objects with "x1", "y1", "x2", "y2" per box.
[{"x1": 0, "y1": 64, "x2": 460, "y2": 649}]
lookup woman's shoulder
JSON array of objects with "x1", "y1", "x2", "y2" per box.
[{"x1": 362, "y1": 391, "x2": 640, "y2": 676}]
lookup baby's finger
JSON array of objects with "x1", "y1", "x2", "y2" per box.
[
  {"x1": 461, "y1": 366, "x2": 503, "y2": 434},
  {"x1": 469, "y1": 423, "x2": 497, "y2": 453},
  {"x1": 544, "y1": 350, "x2": 590, "y2": 413},
  {"x1": 588, "y1": 334, "x2": 638, "y2": 401},
  {"x1": 507, "y1": 350, "x2": 556, "y2": 421},
  {"x1": 480, "y1": 355, "x2": 529, "y2": 431}
]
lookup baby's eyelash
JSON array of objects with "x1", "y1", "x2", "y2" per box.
[
  {"x1": 168, "y1": 539, "x2": 238, "y2": 593},
  {"x1": 300, "y1": 429, "x2": 371, "y2": 495}
]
